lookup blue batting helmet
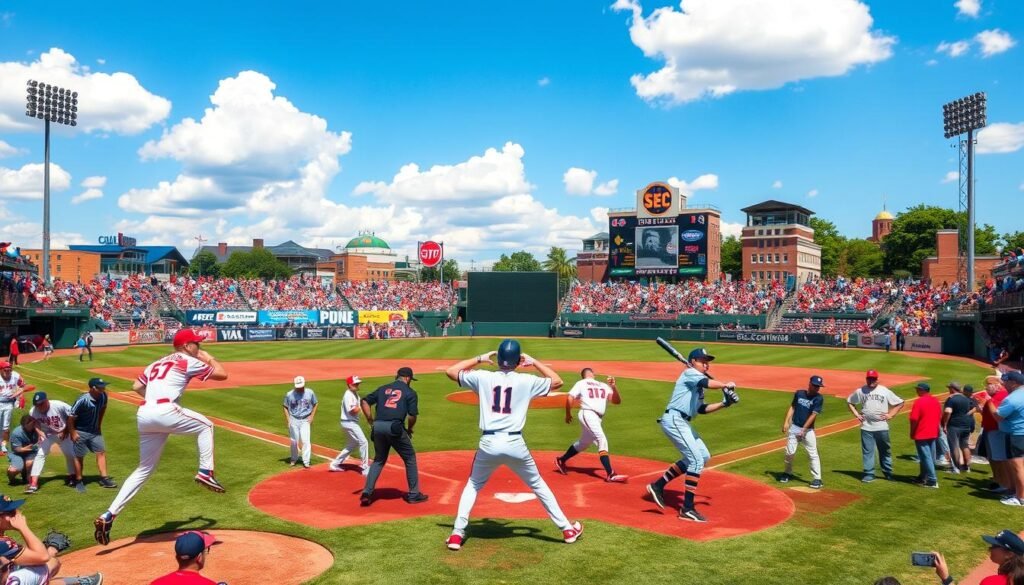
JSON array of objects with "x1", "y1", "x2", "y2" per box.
[
  {"x1": 497, "y1": 339, "x2": 522, "y2": 370},
  {"x1": 688, "y1": 348, "x2": 715, "y2": 362}
]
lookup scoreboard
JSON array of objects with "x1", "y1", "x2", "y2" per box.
[{"x1": 608, "y1": 212, "x2": 709, "y2": 278}]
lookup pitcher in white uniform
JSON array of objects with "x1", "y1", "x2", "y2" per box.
[
  {"x1": 442, "y1": 339, "x2": 584, "y2": 551},
  {"x1": 92, "y1": 329, "x2": 228, "y2": 546},
  {"x1": 0, "y1": 362, "x2": 28, "y2": 455},
  {"x1": 554, "y1": 368, "x2": 628, "y2": 482},
  {"x1": 329, "y1": 375, "x2": 369, "y2": 475}
]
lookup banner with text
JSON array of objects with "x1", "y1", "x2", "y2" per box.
[
  {"x1": 246, "y1": 328, "x2": 276, "y2": 341},
  {"x1": 318, "y1": 309, "x2": 358, "y2": 326},
  {"x1": 718, "y1": 331, "x2": 834, "y2": 346},
  {"x1": 129, "y1": 330, "x2": 166, "y2": 345},
  {"x1": 258, "y1": 310, "x2": 318, "y2": 326},
  {"x1": 358, "y1": 310, "x2": 408, "y2": 324},
  {"x1": 186, "y1": 310, "x2": 257, "y2": 325}
]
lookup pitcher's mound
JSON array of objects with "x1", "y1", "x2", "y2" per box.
[{"x1": 58, "y1": 529, "x2": 333, "y2": 584}]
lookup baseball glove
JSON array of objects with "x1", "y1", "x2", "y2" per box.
[
  {"x1": 43, "y1": 530, "x2": 71, "y2": 553},
  {"x1": 722, "y1": 387, "x2": 740, "y2": 407}
]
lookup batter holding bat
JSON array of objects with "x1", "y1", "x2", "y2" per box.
[{"x1": 647, "y1": 342, "x2": 740, "y2": 523}]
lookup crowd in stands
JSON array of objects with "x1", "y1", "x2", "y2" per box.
[
  {"x1": 788, "y1": 277, "x2": 896, "y2": 315},
  {"x1": 774, "y1": 316, "x2": 871, "y2": 335},
  {"x1": 564, "y1": 280, "x2": 786, "y2": 315},
  {"x1": 164, "y1": 275, "x2": 249, "y2": 310},
  {"x1": 339, "y1": 280, "x2": 456, "y2": 311},
  {"x1": 239, "y1": 276, "x2": 347, "y2": 310}
]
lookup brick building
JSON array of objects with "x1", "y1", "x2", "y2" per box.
[
  {"x1": 740, "y1": 200, "x2": 821, "y2": 284},
  {"x1": 868, "y1": 208, "x2": 894, "y2": 243},
  {"x1": 316, "y1": 233, "x2": 399, "y2": 282},
  {"x1": 920, "y1": 229, "x2": 1000, "y2": 285},
  {"x1": 575, "y1": 232, "x2": 609, "y2": 282},
  {"x1": 21, "y1": 250, "x2": 101, "y2": 283}
]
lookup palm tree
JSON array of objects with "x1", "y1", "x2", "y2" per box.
[{"x1": 544, "y1": 247, "x2": 577, "y2": 300}]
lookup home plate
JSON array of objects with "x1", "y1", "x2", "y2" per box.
[{"x1": 494, "y1": 492, "x2": 537, "y2": 504}]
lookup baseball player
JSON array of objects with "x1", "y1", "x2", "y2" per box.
[
  {"x1": 359, "y1": 367, "x2": 427, "y2": 506},
  {"x1": 93, "y1": 329, "x2": 228, "y2": 546},
  {"x1": 329, "y1": 375, "x2": 369, "y2": 475},
  {"x1": 554, "y1": 368, "x2": 627, "y2": 482},
  {"x1": 646, "y1": 348, "x2": 740, "y2": 523},
  {"x1": 68, "y1": 378, "x2": 117, "y2": 490},
  {"x1": 778, "y1": 375, "x2": 825, "y2": 489},
  {"x1": 0, "y1": 506, "x2": 103, "y2": 585},
  {"x1": 442, "y1": 339, "x2": 584, "y2": 551},
  {"x1": 25, "y1": 392, "x2": 76, "y2": 495},
  {"x1": 0, "y1": 361, "x2": 29, "y2": 455},
  {"x1": 283, "y1": 376, "x2": 318, "y2": 468},
  {"x1": 7, "y1": 416, "x2": 39, "y2": 485}
]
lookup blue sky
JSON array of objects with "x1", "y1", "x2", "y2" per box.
[{"x1": 0, "y1": 0, "x2": 1022, "y2": 266}]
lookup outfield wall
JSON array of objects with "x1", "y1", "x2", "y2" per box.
[{"x1": 560, "y1": 326, "x2": 837, "y2": 346}]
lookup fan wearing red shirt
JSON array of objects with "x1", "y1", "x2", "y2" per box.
[
  {"x1": 978, "y1": 375, "x2": 1012, "y2": 495},
  {"x1": 150, "y1": 531, "x2": 225, "y2": 585},
  {"x1": 909, "y1": 382, "x2": 942, "y2": 488},
  {"x1": 978, "y1": 529, "x2": 1024, "y2": 585}
]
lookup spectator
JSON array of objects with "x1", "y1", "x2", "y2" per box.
[
  {"x1": 977, "y1": 529, "x2": 1024, "y2": 585},
  {"x1": 978, "y1": 375, "x2": 1012, "y2": 495},
  {"x1": 7, "y1": 338, "x2": 17, "y2": 368},
  {"x1": 847, "y1": 370, "x2": 905, "y2": 483},
  {"x1": 76, "y1": 336, "x2": 87, "y2": 362},
  {"x1": 943, "y1": 382, "x2": 976, "y2": 474},
  {"x1": 40, "y1": 336, "x2": 52, "y2": 361},
  {"x1": 909, "y1": 383, "x2": 942, "y2": 488},
  {"x1": 6, "y1": 417, "x2": 38, "y2": 486},
  {"x1": 68, "y1": 378, "x2": 117, "y2": 490},
  {"x1": 150, "y1": 530, "x2": 222, "y2": 585},
  {"x1": 987, "y1": 371, "x2": 1024, "y2": 506}
]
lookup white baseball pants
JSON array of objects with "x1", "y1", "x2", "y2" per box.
[
  {"x1": 452, "y1": 434, "x2": 572, "y2": 536},
  {"x1": 29, "y1": 434, "x2": 76, "y2": 478},
  {"x1": 288, "y1": 416, "x2": 312, "y2": 466},
  {"x1": 107, "y1": 403, "x2": 215, "y2": 516},
  {"x1": 0, "y1": 402, "x2": 15, "y2": 433},
  {"x1": 573, "y1": 410, "x2": 609, "y2": 452},
  {"x1": 332, "y1": 420, "x2": 368, "y2": 469},
  {"x1": 783, "y1": 424, "x2": 821, "y2": 480}
]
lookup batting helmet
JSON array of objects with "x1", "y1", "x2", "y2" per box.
[
  {"x1": 497, "y1": 339, "x2": 522, "y2": 370},
  {"x1": 688, "y1": 348, "x2": 715, "y2": 363}
]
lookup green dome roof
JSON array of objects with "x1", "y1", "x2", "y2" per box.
[{"x1": 345, "y1": 234, "x2": 391, "y2": 250}]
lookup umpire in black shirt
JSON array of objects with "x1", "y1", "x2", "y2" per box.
[{"x1": 359, "y1": 366, "x2": 428, "y2": 506}]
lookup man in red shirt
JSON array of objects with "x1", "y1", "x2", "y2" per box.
[
  {"x1": 909, "y1": 382, "x2": 942, "y2": 488},
  {"x1": 150, "y1": 531, "x2": 224, "y2": 585},
  {"x1": 977, "y1": 375, "x2": 1012, "y2": 495},
  {"x1": 7, "y1": 339, "x2": 17, "y2": 368}
]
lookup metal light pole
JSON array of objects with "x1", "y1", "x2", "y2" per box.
[
  {"x1": 25, "y1": 80, "x2": 78, "y2": 284},
  {"x1": 943, "y1": 92, "x2": 986, "y2": 291}
]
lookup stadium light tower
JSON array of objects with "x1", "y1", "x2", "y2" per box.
[
  {"x1": 25, "y1": 79, "x2": 79, "y2": 284},
  {"x1": 942, "y1": 92, "x2": 986, "y2": 291}
]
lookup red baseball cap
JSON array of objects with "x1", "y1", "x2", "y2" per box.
[
  {"x1": 0, "y1": 361, "x2": 9, "y2": 369},
  {"x1": 866, "y1": 370, "x2": 879, "y2": 379},
  {"x1": 172, "y1": 329, "x2": 205, "y2": 347},
  {"x1": 347, "y1": 375, "x2": 362, "y2": 386}
]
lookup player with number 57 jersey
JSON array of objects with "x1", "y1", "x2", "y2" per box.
[
  {"x1": 93, "y1": 329, "x2": 228, "y2": 547},
  {"x1": 442, "y1": 339, "x2": 584, "y2": 552}
]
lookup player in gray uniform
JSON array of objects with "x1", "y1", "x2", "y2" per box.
[
  {"x1": 283, "y1": 376, "x2": 318, "y2": 468},
  {"x1": 646, "y1": 348, "x2": 740, "y2": 523}
]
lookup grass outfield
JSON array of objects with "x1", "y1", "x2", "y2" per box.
[{"x1": 12, "y1": 339, "x2": 1004, "y2": 585}]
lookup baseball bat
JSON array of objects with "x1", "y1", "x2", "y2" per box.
[{"x1": 655, "y1": 337, "x2": 714, "y2": 380}]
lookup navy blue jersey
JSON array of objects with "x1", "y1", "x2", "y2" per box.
[
  {"x1": 71, "y1": 391, "x2": 107, "y2": 434},
  {"x1": 791, "y1": 390, "x2": 824, "y2": 428},
  {"x1": 363, "y1": 380, "x2": 419, "y2": 421}
]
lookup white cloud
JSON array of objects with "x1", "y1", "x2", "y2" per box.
[
  {"x1": 81, "y1": 175, "x2": 106, "y2": 188},
  {"x1": 0, "y1": 163, "x2": 71, "y2": 199},
  {"x1": 96, "y1": 58, "x2": 106, "y2": 65},
  {"x1": 612, "y1": 0, "x2": 895, "y2": 105},
  {"x1": 925, "y1": 59, "x2": 939, "y2": 66},
  {"x1": 721, "y1": 221, "x2": 744, "y2": 238},
  {"x1": 667, "y1": 173, "x2": 719, "y2": 196},
  {"x1": 977, "y1": 122, "x2": 1024, "y2": 154},
  {"x1": 955, "y1": 0, "x2": 980, "y2": 18},
  {"x1": 563, "y1": 167, "x2": 597, "y2": 195},
  {"x1": 0, "y1": 48, "x2": 170, "y2": 134},
  {"x1": 0, "y1": 201, "x2": 86, "y2": 249},
  {"x1": 936, "y1": 40, "x2": 970, "y2": 57},
  {"x1": 594, "y1": 179, "x2": 619, "y2": 196},
  {"x1": 941, "y1": 171, "x2": 959, "y2": 183},
  {"x1": 807, "y1": 188, "x2": 819, "y2": 198},
  {"x1": 975, "y1": 29, "x2": 1016, "y2": 57},
  {"x1": 71, "y1": 188, "x2": 103, "y2": 204},
  {"x1": 772, "y1": 179, "x2": 783, "y2": 189},
  {"x1": 0, "y1": 140, "x2": 20, "y2": 158},
  {"x1": 538, "y1": 77, "x2": 551, "y2": 87},
  {"x1": 590, "y1": 207, "x2": 610, "y2": 227}
]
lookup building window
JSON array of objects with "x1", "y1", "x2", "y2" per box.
[
  {"x1": 57, "y1": 255, "x2": 62, "y2": 260},
  {"x1": 751, "y1": 254, "x2": 757, "y2": 264},
  {"x1": 775, "y1": 254, "x2": 780, "y2": 263},
  {"x1": 783, "y1": 253, "x2": 788, "y2": 263}
]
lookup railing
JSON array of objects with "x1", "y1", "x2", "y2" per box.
[{"x1": 981, "y1": 292, "x2": 1024, "y2": 312}]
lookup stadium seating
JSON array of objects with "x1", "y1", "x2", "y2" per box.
[
  {"x1": 564, "y1": 280, "x2": 787, "y2": 315},
  {"x1": 338, "y1": 280, "x2": 456, "y2": 311},
  {"x1": 239, "y1": 276, "x2": 347, "y2": 310},
  {"x1": 163, "y1": 276, "x2": 250, "y2": 310}
]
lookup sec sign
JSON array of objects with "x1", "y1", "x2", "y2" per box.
[
  {"x1": 419, "y1": 241, "x2": 443, "y2": 267},
  {"x1": 641, "y1": 183, "x2": 673, "y2": 216}
]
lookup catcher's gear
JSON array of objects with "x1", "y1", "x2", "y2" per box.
[
  {"x1": 43, "y1": 530, "x2": 72, "y2": 553},
  {"x1": 722, "y1": 387, "x2": 740, "y2": 407}
]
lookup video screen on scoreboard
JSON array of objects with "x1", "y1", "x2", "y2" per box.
[{"x1": 608, "y1": 213, "x2": 708, "y2": 277}]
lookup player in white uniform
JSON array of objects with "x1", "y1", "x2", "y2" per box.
[
  {"x1": 554, "y1": 368, "x2": 627, "y2": 482},
  {"x1": 329, "y1": 375, "x2": 369, "y2": 475},
  {"x1": 92, "y1": 329, "x2": 228, "y2": 546},
  {"x1": 283, "y1": 376, "x2": 318, "y2": 468},
  {"x1": 442, "y1": 339, "x2": 584, "y2": 551},
  {"x1": 25, "y1": 393, "x2": 76, "y2": 494},
  {"x1": 0, "y1": 362, "x2": 29, "y2": 455},
  {"x1": 0, "y1": 501, "x2": 103, "y2": 585}
]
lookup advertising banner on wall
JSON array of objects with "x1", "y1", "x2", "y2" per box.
[
  {"x1": 331, "y1": 327, "x2": 353, "y2": 339},
  {"x1": 302, "y1": 327, "x2": 329, "y2": 340},
  {"x1": 354, "y1": 325, "x2": 371, "y2": 339},
  {"x1": 216, "y1": 329, "x2": 246, "y2": 342},
  {"x1": 129, "y1": 330, "x2": 166, "y2": 345},
  {"x1": 905, "y1": 335, "x2": 943, "y2": 353},
  {"x1": 258, "y1": 310, "x2": 318, "y2": 326},
  {"x1": 276, "y1": 327, "x2": 303, "y2": 340},
  {"x1": 186, "y1": 310, "x2": 258, "y2": 325},
  {"x1": 318, "y1": 310, "x2": 358, "y2": 326},
  {"x1": 718, "y1": 331, "x2": 834, "y2": 346},
  {"x1": 185, "y1": 311, "x2": 218, "y2": 325},
  {"x1": 358, "y1": 310, "x2": 408, "y2": 324},
  {"x1": 561, "y1": 328, "x2": 585, "y2": 338},
  {"x1": 91, "y1": 332, "x2": 130, "y2": 346},
  {"x1": 245, "y1": 328, "x2": 276, "y2": 341},
  {"x1": 215, "y1": 311, "x2": 257, "y2": 324}
]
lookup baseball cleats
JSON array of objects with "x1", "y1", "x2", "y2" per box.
[
  {"x1": 446, "y1": 533, "x2": 464, "y2": 551},
  {"x1": 23, "y1": 485, "x2": 38, "y2": 494},
  {"x1": 93, "y1": 514, "x2": 113, "y2": 546},
  {"x1": 328, "y1": 462, "x2": 344, "y2": 472},
  {"x1": 554, "y1": 457, "x2": 568, "y2": 475},
  {"x1": 98, "y1": 477, "x2": 117, "y2": 489},
  {"x1": 562, "y1": 521, "x2": 584, "y2": 543},
  {"x1": 606, "y1": 474, "x2": 628, "y2": 483},
  {"x1": 194, "y1": 472, "x2": 226, "y2": 493},
  {"x1": 302, "y1": 463, "x2": 311, "y2": 469},
  {"x1": 404, "y1": 492, "x2": 429, "y2": 504},
  {"x1": 809, "y1": 479, "x2": 823, "y2": 489},
  {"x1": 359, "y1": 492, "x2": 372, "y2": 507},
  {"x1": 646, "y1": 483, "x2": 666, "y2": 509},
  {"x1": 777, "y1": 473, "x2": 791, "y2": 484},
  {"x1": 678, "y1": 507, "x2": 707, "y2": 523}
]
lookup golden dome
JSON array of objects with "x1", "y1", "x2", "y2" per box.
[{"x1": 874, "y1": 210, "x2": 894, "y2": 221}]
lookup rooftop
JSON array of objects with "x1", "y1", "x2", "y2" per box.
[{"x1": 740, "y1": 200, "x2": 814, "y2": 216}]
